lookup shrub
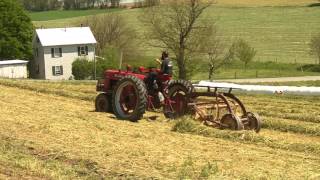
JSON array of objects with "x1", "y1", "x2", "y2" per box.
[
  {"x1": 231, "y1": 39, "x2": 256, "y2": 71},
  {"x1": 72, "y1": 58, "x2": 93, "y2": 80},
  {"x1": 297, "y1": 64, "x2": 320, "y2": 72}
]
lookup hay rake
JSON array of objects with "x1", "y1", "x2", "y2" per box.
[{"x1": 188, "y1": 86, "x2": 262, "y2": 132}]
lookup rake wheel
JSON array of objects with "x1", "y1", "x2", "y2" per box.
[
  {"x1": 220, "y1": 114, "x2": 244, "y2": 130},
  {"x1": 245, "y1": 112, "x2": 262, "y2": 133}
]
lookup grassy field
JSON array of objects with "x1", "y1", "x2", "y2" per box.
[
  {"x1": 243, "y1": 80, "x2": 320, "y2": 86},
  {"x1": 28, "y1": 9, "x2": 122, "y2": 21},
  {"x1": 192, "y1": 61, "x2": 320, "y2": 80},
  {"x1": 0, "y1": 78, "x2": 320, "y2": 179},
  {"x1": 216, "y1": 0, "x2": 318, "y2": 7},
  {"x1": 30, "y1": 0, "x2": 320, "y2": 79},
  {"x1": 33, "y1": 5, "x2": 320, "y2": 66}
]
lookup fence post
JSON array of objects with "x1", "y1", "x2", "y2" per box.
[
  {"x1": 256, "y1": 70, "x2": 258, "y2": 78},
  {"x1": 234, "y1": 71, "x2": 237, "y2": 79}
]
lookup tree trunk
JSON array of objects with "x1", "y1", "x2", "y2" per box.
[
  {"x1": 176, "y1": 50, "x2": 187, "y2": 80},
  {"x1": 208, "y1": 66, "x2": 213, "y2": 80}
]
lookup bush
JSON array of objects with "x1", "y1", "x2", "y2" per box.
[
  {"x1": 72, "y1": 51, "x2": 120, "y2": 80},
  {"x1": 297, "y1": 64, "x2": 320, "y2": 72},
  {"x1": 72, "y1": 58, "x2": 93, "y2": 80}
]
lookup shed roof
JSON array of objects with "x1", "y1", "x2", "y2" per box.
[
  {"x1": 0, "y1": 60, "x2": 28, "y2": 66},
  {"x1": 36, "y1": 27, "x2": 97, "y2": 47}
]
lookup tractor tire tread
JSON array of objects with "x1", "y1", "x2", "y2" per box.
[{"x1": 112, "y1": 75, "x2": 147, "y2": 122}]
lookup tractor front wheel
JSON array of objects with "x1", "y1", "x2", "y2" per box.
[
  {"x1": 112, "y1": 75, "x2": 147, "y2": 122},
  {"x1": 95, "y1": 93, "x2": 112, "y2": 113}
]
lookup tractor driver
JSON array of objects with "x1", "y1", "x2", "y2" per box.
[
  {"x1": 156, "y1": 51, "x2": 173, "y2": 76},
  {"x1": 148, "y1": 51, "x2": 173, "y2": 90}
]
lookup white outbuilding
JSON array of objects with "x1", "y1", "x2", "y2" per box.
[
  {"x1": 0, "y1": 60, "x2": 28, "y2": 79},
  {"x1": 31, "y1": 27, "x2": 97, "y2": 80}
]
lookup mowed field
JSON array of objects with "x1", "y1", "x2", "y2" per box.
[
  {"x1": 31, "y1": 0, "x2": 320, "y2": 65},
  {"x1": 0, "y1": 78, "x2": 320, "y2": 179},
  {"x1": 216, "y1": 0, "x2": 317, "y2": 7}
]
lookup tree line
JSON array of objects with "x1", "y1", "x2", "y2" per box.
[{"x1": 19, "y1": 0, "x2": 125, "y2": 11}]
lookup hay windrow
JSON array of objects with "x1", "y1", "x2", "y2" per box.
[{"x1": 172, "y1": 117, "x2": 320, "y2": 155}]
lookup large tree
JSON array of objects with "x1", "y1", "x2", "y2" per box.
[
  {"x1": 199, "y1": 33, "x2": 234, "y2": 80},
  {"x1": 82, "y1": 13, "x2": 140, "y2": 63},
  {"x1": 141, "y1": 0, "x2": 214, "y2": 79},
  {"x1": 0, "y1": 0, "x2": 33, "y2": 60}
]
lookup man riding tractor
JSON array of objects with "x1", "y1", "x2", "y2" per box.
[
  {"x1": 95, "y1": 51, "x2": 193, "y2": 121},
  {"x1": 146, "y1": 51, "x2": 173, "y2": 101}
]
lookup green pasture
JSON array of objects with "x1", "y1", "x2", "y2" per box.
[
  {"x1": 31, "y1": 4, "x2": 320, "y2": 79},
  {"x1": 28, "y1": 9, "x2": 122, "y2": 21},
  {"x1": 33, "y1": 6, "x2": 320, "y2": 64},
  {"x1": 248, "y1": 80, "x2": 320, "y2": 86}
]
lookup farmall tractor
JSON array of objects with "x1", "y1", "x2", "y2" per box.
[{"x1": 95, "y1": 66, "x2": 262, "y2": 132}]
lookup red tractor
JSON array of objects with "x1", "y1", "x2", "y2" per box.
[
  {"x1": 95, "y1": 65, "x2": 262, "y2": 132},
  {"x1": 95, "y1": 65, "x2": 193, "y2": 122}
]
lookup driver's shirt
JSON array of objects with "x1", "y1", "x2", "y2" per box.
[{"x1": 161, "y1": 58, "x2": 173, "y2": 75}]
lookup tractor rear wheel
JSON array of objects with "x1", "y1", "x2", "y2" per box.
[
  {"x1": 112, "y1": 75, "x2": 147, "y2": 122},
  {"x1": 95, "y1": 93, "x2": 113, "y2": 113},
  {"x1": 165, "y1": 80, "x2": 194, "y2": 119}
]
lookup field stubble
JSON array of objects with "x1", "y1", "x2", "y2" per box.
[{"x1": 0, "y1": 79, "x2": 320, "y2": 179}]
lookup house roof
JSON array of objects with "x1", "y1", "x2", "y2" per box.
[
  {"x1": 36, "y1": 27, "x2": 97, "y2": 47},
  {"x1": 0, "y1": 60, "x2": 28, "y2": 66}
]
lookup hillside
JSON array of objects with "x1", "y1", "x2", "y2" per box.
[
  {"x1": 32, "y1": 5, "x2": 320, "y2": 65},
  {"x1": 0, "y1": 79, "x2": 320, "y2": 179}
]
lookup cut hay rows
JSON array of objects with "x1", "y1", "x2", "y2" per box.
[
  {"x1": 172, "y1": 118, "x2": 320, "y2": 155},
  {"x1": 0, "y1": 79, "x2": 96, "y2": 101},
  {"x1": 216, "y1": 0, "x2": 316, "y2": 7},
  {"x1": 0, "y1": 79, "x2": 320, "y2": 179}
]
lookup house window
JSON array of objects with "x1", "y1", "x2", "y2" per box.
[
  {"x1": 51, "y1": 48, "x2": 62, "y2": 58},
  {"x1": 52, "y1": 66, "x2": 63, "y2": 76},
  {"x1": 78, "y1": 46, "x2": 88, "y2": 56}
]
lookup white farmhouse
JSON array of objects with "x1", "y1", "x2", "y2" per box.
[
  {"x1": 0, "y1": 60, "x2": 28, "y2": 78},
  {"x1": 31, "y1": 27, "x2": 97, "y2": 80}
]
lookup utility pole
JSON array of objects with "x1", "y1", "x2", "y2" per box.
[{"x1": 119, "y1": 50, "x2": 123, "y2": 69}]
